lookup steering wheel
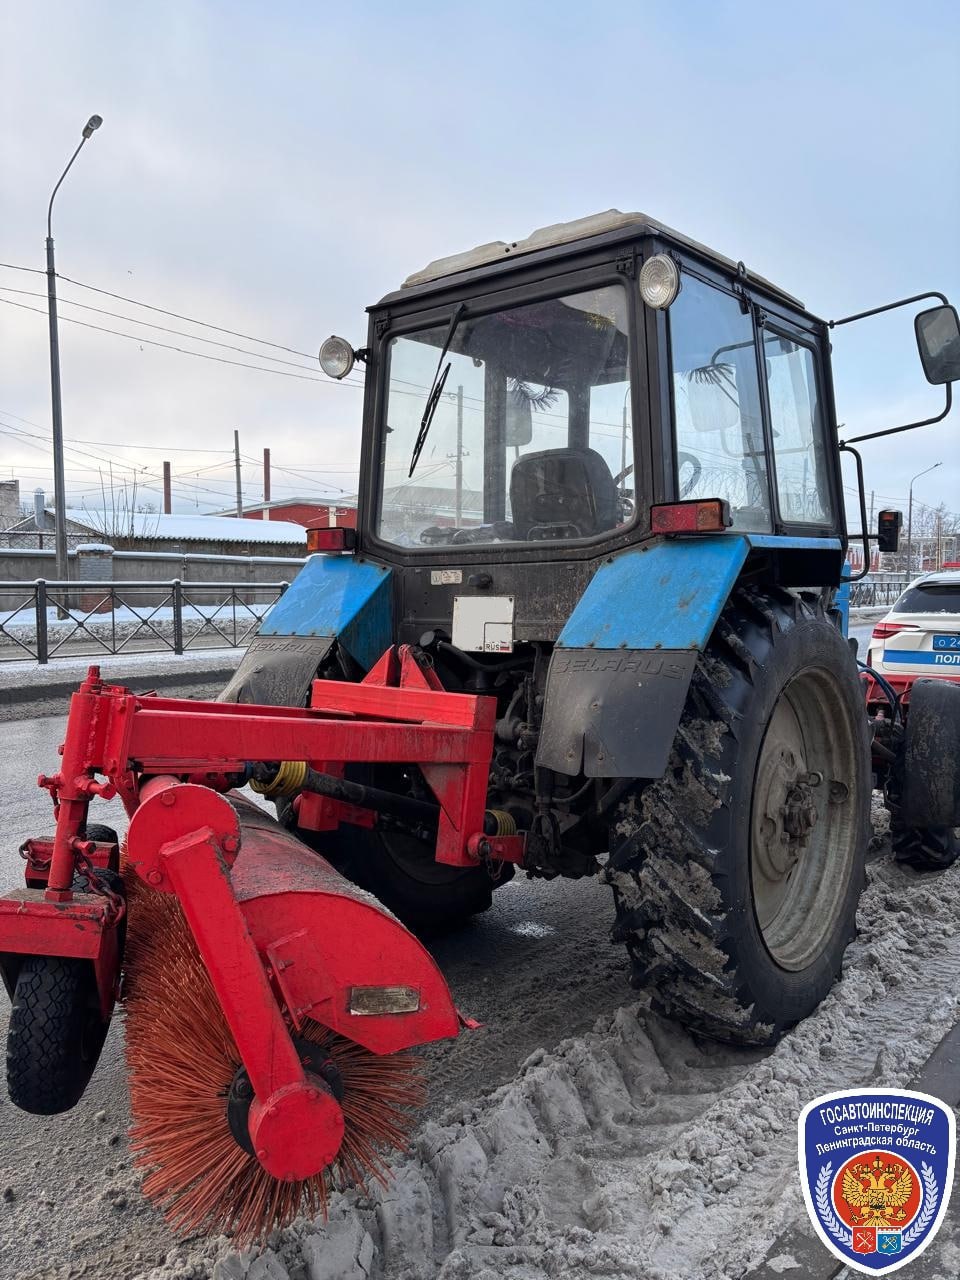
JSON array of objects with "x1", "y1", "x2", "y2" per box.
[
  {"x1": 614, "y1": 455, "x2": 703, "y2": 500},
  {"x1": 677, "y1": 451, "x2": 702, "y2": 498}
]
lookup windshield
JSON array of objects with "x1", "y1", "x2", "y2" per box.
[{"x1": 377, "y1": 284, "x2": 634, "y2": 548}]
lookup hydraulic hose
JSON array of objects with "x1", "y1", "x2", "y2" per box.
[{"x1": 252, "y1": 762, "x2": 440, "y2": 826}]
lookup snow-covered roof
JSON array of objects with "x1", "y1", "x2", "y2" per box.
[
  {"x1": 401, "y1": 208, "x2": 802, "y2": 307},
  {"x1": 211, "y1": 497, "x2": 348, "y2": 516},
  {"x1": 64, "y1": 509, "x2": 307, "y2": 544}
]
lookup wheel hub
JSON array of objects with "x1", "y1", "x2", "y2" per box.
[
  {"x1": 754, "y1": 745, "x2": 822, "y2": 880},
  {"x1": 226, "y1": 1036, "x2": 345, "y2": 1161},
  {"x1": 750, "y1": 667, "x2": 859, "y2": 971}
]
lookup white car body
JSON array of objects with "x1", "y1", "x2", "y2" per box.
[{"x1": 866, "y1": 569, "x2": 960, "y2": 676}]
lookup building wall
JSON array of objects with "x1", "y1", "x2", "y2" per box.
[
  {"x1": 241, "y1": 502, "x2": 357, "y2": 529},
  {"x1": 0, "y1": 480, "x2": 21, "y2": 530},
  {"x1": 0, "y1": 546, "x2": 306, "y2": 611}
]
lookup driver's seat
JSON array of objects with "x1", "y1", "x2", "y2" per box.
[{"x1": 509, "y1": 446, "x2": 619, "y2": 540}]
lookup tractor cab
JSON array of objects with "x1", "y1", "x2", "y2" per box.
[
  {"x1": 361, "y1": 210, "x2": 837, "y2": 553},
  {"x1": 315, "y1": 211, "x2": 852, "y2": 656}
]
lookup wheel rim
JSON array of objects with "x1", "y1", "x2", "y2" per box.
[{"x1": 750, "y1": 666, "x2": 859, "y2": 971}]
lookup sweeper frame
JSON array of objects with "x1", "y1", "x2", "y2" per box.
[{"x1": 0, "y1": 647, "x2": 510, "y2": 1178}]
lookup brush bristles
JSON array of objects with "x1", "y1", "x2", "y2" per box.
[{"x1": 122, "y1": 875, "x2": 424, "y2": 1244}]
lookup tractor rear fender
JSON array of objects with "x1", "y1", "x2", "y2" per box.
[
  {"x1": 220, "y1": 555, "x2": 393, "y2": 704},
  {"x1": 536, "y1": 534, "x2": 842, "y2": 780}
]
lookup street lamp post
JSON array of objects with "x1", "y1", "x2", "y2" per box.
[
  {"x1": 46, "y1": 114, "x2": 102, "y2": 582},
  {"x1": 906, "y1": 460, "x2": 942, "y2": 579}
]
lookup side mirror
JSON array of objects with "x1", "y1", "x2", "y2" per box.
[
  {"x1": 877, "y1": 508, "x2": 902, "y2": 553},
  {"x1": 915, "y1": 305, "x2": 960, "y2": 385},
  {"x1": 505, "y1": 394, "x2": 533, "y2": 447}
]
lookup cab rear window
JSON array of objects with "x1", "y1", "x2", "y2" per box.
[{"x1": 894, "y1": 583, "x2": 960, "y2": 614}]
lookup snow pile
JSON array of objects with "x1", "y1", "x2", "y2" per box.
[{"x1": 143, "y1": 853, "x2": 960, "y2": 1280}]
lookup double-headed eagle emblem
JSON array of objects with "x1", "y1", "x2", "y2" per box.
[{"x1": 842, "y1": 1154, "x2": 914, "y2": 1228}]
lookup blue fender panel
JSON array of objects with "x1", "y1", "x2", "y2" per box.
[
  {"x1": 557, "y1": 536, "x2": 751, "y2": 652},
  {"x1": 260, "y1": 555, "x2": 392, "y2": 672}
]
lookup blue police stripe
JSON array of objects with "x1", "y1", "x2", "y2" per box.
[{"x1": 883, "y1": 649, "x2": 960, "y2": 666}]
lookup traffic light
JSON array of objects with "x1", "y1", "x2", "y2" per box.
[{"x1": 877, "y1": 509, "x2": 902, "y2": 553}]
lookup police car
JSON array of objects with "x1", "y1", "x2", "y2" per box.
[{"x1": 866, "y1": 569, "x2": 960, "y2": 675}]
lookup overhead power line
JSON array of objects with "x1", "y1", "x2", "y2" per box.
[
  {"x1": 55, "y1": 270, "x2": 318, "y2": 361},
  {"x1": 0, "y1": 296, "x2": 361, "y2": 385},
  {"x1": 0, "y1": 260, "x2": 315, "y2": 360},
  {"x1": 0, "y1": 405, "x2": 234, "y2": 456},
  {"x1": 0, "y1": 285, "x2": 325, "y2": 374}
]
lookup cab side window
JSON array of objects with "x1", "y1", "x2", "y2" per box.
[
  {"x1": 762, "y1": 332, "x2": 832, "y2": 524},
  {"x1": 668, "y1": 275, "x2": 772, "y2": 532}
]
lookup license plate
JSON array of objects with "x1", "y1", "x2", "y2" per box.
[{"x1": 933, "y1": 633, "x2": 960, "y2": 651}]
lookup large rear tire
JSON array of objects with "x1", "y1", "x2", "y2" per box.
[
  {"x1": 608, "y1": 586, "x2": 870, "y2": 1046},
  {"x1": 302, "y1": 821, "x2": 498, "y2": 936},
  {"x1": 6, "y1": 955, "x2": 109, "y2": 1114},
  {"x1": 280, "y1": 763, "x2": 505, "y2": 936}
]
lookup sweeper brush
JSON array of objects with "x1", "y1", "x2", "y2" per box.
[{"x1": 122, "y1": 874, "x2": 424, "y2": 1241}]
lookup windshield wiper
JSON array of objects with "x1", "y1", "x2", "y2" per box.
[{"x1": 408, "y1": 302, "x2": 466, "y2": 477}]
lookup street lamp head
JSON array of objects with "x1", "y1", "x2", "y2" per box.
[{"x1": 82, "y1": 115, "x2": 103, "y2": 139}]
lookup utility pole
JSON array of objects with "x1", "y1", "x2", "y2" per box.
[
  {"x1": 620, "y1": 389, "x2": 629, "y2": 483},
  {"x1": 234, "y1": 430, "x2": 243, "y2": 517},
  {"x1": 262, "y1": 448, "x2": 271, "y2": 521},
  {"x1": 455, "y1": 385, "x2": 464, "y2": 526},
  {"x1": 907, "y1": 462, "x2": 941, "y2": 579},
  {"x1": 46, "y1": 114, "x2": 103, "y2": 581},
  {"x1": 162, "y1": 461, "x2": 172, "y2": 514}
]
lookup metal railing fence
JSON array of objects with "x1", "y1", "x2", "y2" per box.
[
  {"x1": 0, "y1": 578, "x2": 289, "y2": 664},
  {"x1": 847, "y1": 579, "x2": 908, "y2": 609}
]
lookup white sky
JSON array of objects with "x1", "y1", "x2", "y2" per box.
[{"x1": 1, "y1": 1, "x2": 957, "y2": 527}]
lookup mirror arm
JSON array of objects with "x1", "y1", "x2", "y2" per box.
[
  {"x1": 829, "y1": 290, "x2": 949, "y2": 328},
  {"x1": 837, "y1": 441, "x2": 872, "y2": 582},
  {"x1": 840, "y1": 382, "x2": 951, "y2": 445}
]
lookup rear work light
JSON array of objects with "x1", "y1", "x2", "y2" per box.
[
  {"x1": 306, "y1": 525, "x2": 357, "y2": 554},
  {"x1": 651, "y1": 499, "x2": 733, "y2": 535},
  {"x1": 871, "y1": 622, "x2": 919, "y2": 640}
]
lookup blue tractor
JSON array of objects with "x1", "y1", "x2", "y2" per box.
[{"x1": 224, "y1": 210, "x2": 960, "y2": 1046}]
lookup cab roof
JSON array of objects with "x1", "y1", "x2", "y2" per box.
[{"x1": 394, "y1": 209, "x2": 805, "y2": 310}]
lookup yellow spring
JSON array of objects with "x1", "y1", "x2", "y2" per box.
[
  {"x1": 484, "y1": 808, "x2": 517, "y2": 837},
  {"x1": 249, "y1": 759, "x2": 308, "y2": 798}
]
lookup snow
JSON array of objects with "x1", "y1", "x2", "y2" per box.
[
  {"x1": 0, "y1": 645, "x2": 243, "y2": 692},
  {"x1": 63, "y1": 509, "x2": 308, "y2": 545}
]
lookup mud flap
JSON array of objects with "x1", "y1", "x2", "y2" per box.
[
  {"x1": 218, "y1": 634, "x2": 335, "y2": 706},
  {"x1": 536, "y1": 648, "x2": 697, "y2": 777},
  {"x1": 536, "y1": 536, "x2": 749, "y2": 780}
]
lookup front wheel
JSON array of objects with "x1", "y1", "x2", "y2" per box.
[
  {"x1": 6, "y1": 955, "x2": 110, "y2": 1114},
  {"x1": 608, "y1": 586, "x2": 871, "y2": 1046}
]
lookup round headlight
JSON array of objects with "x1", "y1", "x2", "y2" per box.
[
  {"x1": 639, "y1": 254, "x2": 681, "y2": 310},
  {"x1": 319, "y1": 335, "x2": 355, "y2": 380}
]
